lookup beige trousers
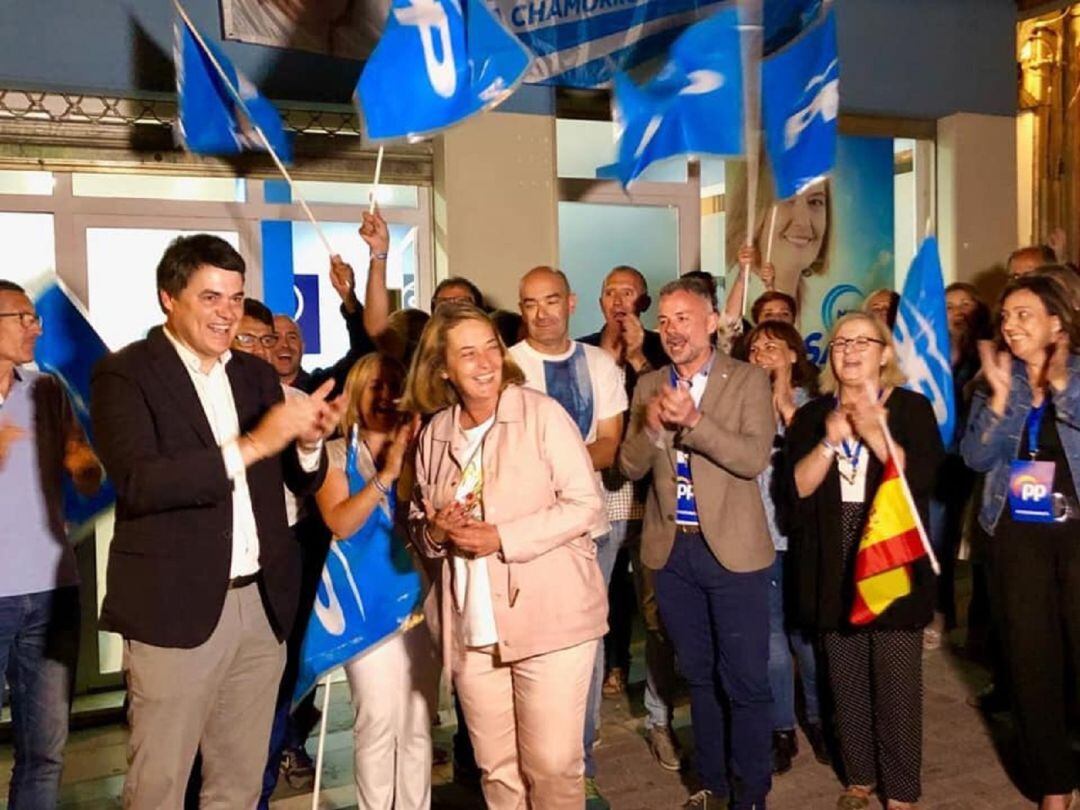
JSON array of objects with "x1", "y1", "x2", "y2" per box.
[
  {"x1": 453, "y1": 639, "x2": 597, "y2": 810},
  {"x1": 343, "y1": 621, "x2": 440, "y2": 810},
  {"x1": 122, "y1": 583, "x2": 285, "y2": 810}
]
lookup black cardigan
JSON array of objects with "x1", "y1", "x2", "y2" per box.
[{"x1": 783, "y1": 387, "x2": 944, "y2": 632}]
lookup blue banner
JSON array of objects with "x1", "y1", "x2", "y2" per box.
[
  {"x1": 359, "y1": 0, "x2": 532, "y2": 141},
  {"x1": 175, "y1": 17, "x2": 293, "y2": 162},
  {"x1": 293, "y1": 432, "x2": 424, "y2": 704},
  {"x1": 33, "y1": 283, "x2": 116, "y2": 525},
  {"x1": 761, "y1": 8, "x2": 838, "y2": 200},
  {"x1": 893, "y1": 237, "x2": 955, "y2": 446},
  {"x1": 599, "y1": 7, "x2": 743, "y2": 187},
  {"x1": 293, "y1": 274, "x2": 322, "y2": 354}
]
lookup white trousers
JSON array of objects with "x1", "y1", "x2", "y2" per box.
[{"x1": 344, "y1": 622, "x2": 440, "y2": 810}]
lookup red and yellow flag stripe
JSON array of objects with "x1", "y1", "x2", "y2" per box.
[{"x1": 850, "y1": 456, "x2": 927, "y2": 626}]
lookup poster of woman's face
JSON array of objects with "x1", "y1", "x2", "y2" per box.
[
  {"x1": 766, "y1": 181, "x2": 829, "y2": 298},
  {"x1": 725, "y1": 136, "x2": 895, "y2": 365}
]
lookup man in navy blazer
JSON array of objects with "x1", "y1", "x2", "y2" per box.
[{"x1": 91, "y1": 235, "x2": 336, "y2": 809}]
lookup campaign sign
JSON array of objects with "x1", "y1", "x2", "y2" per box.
[{"x1": 1007, "y1": 460, "x2": 1056, "y2": 523}]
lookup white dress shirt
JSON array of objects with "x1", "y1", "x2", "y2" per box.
[{"x1": 164, "y1": 329, "x2": 320, "y2": 577}]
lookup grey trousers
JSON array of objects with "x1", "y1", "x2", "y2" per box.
[{"x1": 122, "y1": 583, "x2": 286, "y2": 810}]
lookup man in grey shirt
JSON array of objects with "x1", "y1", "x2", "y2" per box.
[{"x1": 0, "y1": 279, "x2": 102, "y2": 809}]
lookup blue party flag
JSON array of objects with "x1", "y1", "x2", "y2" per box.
[
  {"x1": 893, "y1": 237, "x2": 956, "y2": 446},
  {"x1": 599, "y1": 7, "x2": 744, "y2": 187},
  {"x1": 358, "y1": 0, "x2": 532, "y2": 142},
  {"x1": 33, "y1": 282, "x2": 116, "y2": 526},
  {"x1": 761, "y1": 7, "x2": 838, "y2": 199},
  {"x1": 175, "y1": 11, "x2": 292, "y2": 163}
]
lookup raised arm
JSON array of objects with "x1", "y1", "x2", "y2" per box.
[{"x1": 360, "y1": 208, "x2": 392, "y2": 341}]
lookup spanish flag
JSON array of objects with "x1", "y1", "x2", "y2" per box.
[{"x1": 850, "y1": 456, "x2": 929, "y2": 625}]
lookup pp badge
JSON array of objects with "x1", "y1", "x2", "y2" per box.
[{"x1": 1007, "y1": 460, "x2": 1056, "y2": 523}]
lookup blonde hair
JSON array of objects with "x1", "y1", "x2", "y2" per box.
[
  {"x1": 339, "y1": 353, "x2": 406, "y2": 437},
  {"x1": 818, "y1": 312, "x2": 907, "y2": 395},
  {"x1": 400, "y1": 304, "x2": 525, "y2": 415},
  {"x1": 724, "y1": 160, "x2": 832, "y2": 279}
]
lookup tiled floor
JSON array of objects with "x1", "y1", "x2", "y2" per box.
[{"x1": 0, "y1": 631, "x2": 1071, "y2": 808}]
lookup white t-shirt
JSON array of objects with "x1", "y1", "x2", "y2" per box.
[
  {"x1": 509, "y1": 340, "x2": 627, "y2": 445},
  {"x1": 509, "y1": 340, "x2": 625, "y2": 536},
  {"x1": 450, "y1": 415, "x2": 499, "y2": 648}
]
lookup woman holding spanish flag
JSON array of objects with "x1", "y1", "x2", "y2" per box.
[
  {"x1": 787, "y1": 312, "x2": 943, "y2": 810},
  {"x1": 961, "y1": 273, "x2": 1080, "y2": 810}
]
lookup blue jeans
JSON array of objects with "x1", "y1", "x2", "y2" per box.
[
  {"x1": 655, "y1": 532, "x2": 772, "y2": 807},
  {"x1": 583, "y1": 528, "x2": 621, "y2": 779},
  {"x1": 767, "y1": 552, "x2": 820, "y2": 730},
  {"x1": 0, "y1": 587, "x2": 79, "y2": 810}
]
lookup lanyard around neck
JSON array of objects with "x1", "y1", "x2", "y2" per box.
[{"x1": 1026, "y1": 400, "x2": 1049, "y2": 459}]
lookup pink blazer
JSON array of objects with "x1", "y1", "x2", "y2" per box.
[{"x1": 409, "y1": 384, "x2": 608, "y2": 669}]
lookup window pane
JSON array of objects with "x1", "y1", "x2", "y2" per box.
[
  {"x1": 556, "y1": 118, "x2": 688, "y2": 183},
  {"x1": 86, "y1": 227, "x2": 240, "y2": 350},
  {"x1": 0, "y1": 170, "x2": 54, "y2": 195},
  {"x1": 558, "y1": 202, "x2": 679, "y2": 336},
  {"x1": 261, "y1": 220, "x2": 418, "y2": 372},
  {"x1": 73, "y1": 173, "x2": 246, "y2": 202},
  {"x1": 265, "y1": 179, "x2": 418, "y2": 208},
  {"x1": 0, "y1": 212, "x2": 55, "y2": 286}
]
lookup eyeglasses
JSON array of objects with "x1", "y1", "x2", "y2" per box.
[
  {"x1": 828, "y1": 336, "x2": 885, "y2": 354},
  {"x1": 0, "y1": 312, "x2": 42, "y2": 329},
  {"x1": 234, "y1": 333, "x2": 277, "y2": 348}
]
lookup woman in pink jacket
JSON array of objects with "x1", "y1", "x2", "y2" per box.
[{"x1": 402, "y1": 304, "x2": 607, "y2": 810}]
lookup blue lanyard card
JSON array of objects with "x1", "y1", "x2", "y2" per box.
[{"x1": 1007, "y1": 460, "x2": 1057, "y2": 523}]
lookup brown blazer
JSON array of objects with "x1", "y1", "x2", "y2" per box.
[
  {"x1": 409, "y1": 384, "x2": 608, "y2": 669},
  {"x1": 619, "y1": 351, "x2": 776, "y2": 573}
]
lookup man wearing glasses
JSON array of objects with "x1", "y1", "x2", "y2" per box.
[
  {"x1": 234, "y1": 298, "x2": 279, "y2": 364},
  {"x1": 0, "y1": 279, "x2": 102, "y2": 809}
]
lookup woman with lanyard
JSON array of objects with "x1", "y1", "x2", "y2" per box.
[
  {"x1": 787, "y1": 312, "x2": 943, "y2": 810},
  {"x1": 745, "y1": 320, "x2": 829, "y2": 774},
  {"x1": 403, "y1": 304, "x2": 607, "y2": 810},
  {"x1": 961, "y1": 273, "x2": 1080, "y2": 810},
  {"x1": 312, "y1": 353, "x2": 438, "y2": 809}
]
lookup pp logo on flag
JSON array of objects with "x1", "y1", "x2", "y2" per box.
[{"x1": 394, "y1": 0, "x2": 458, "y2": 98}]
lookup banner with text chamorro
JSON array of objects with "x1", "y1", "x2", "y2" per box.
[{"x1": 221, "y1": 0, "x2": 736, "y2": 87}]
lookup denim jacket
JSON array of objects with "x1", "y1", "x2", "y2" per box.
[{"x1": 960, "y1": 353, "x2": 1080, "y2": 533}]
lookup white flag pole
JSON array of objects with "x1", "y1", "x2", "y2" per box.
[
  {"x1": 173, "y1": 0, "x2": 335, "y2": 257},
  {"x1": 763, "y1": 204, "x2": 779, "y2": 288},
  {"x1": 369, "y1": 146, "x2": 385, "y2": 215},
  {"x1": 310, "y1": 674, "x2": 334, "y2": 810},
  {"x1": 738, "y1": 0, "x2": 764, "y2": 319}
]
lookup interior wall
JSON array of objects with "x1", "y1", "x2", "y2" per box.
[
  {"x1": 937, "y1": 112, "x2": 1018, "y2": 300},
  {"x1": 433, "y1": 111, "x2": 559, "y2": 311}
]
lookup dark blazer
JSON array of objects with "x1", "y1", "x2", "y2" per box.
[
  {"x1": 784, "y1": 387, "x2": 944, "y2": 632},
  {"x1": 619, "y1": 351, "x2": 776, "y2": 572},
  {"x1": 90, "y1": 327, "x2": 326, "y2": 649}
]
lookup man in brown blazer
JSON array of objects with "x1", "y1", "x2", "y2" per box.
[{"x1": 620, "y1": 276, "x2": 775, "y2": 810}]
